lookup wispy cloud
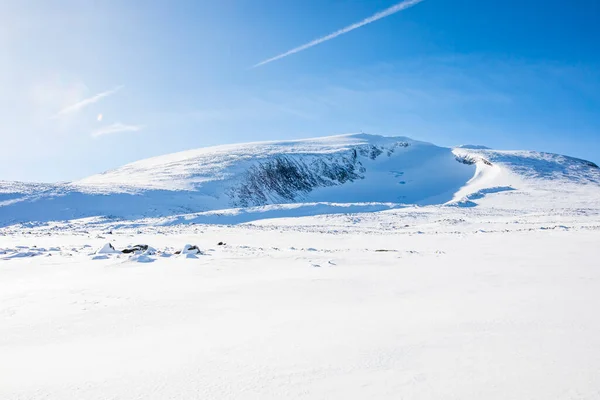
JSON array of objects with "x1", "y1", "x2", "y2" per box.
[
  {"x1": 55, "y1": 85, "x2": 123, "y2": 117},
  {"x1": 252, "y1": 0, "x2": 426, "y2": 68},
  {"x1": 91, "y1": 122, "x2": 141, "y2": 138}
]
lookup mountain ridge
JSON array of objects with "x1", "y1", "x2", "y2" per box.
[{"x1": 1, "y1": 133, "x2": 599, "y2": 226}]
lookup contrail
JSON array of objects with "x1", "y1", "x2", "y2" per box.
[
  {"x1": 252, "y1": 0, "x2": 426, "y2": 68},
  {"x1": 91, "y1": 122, "x2": 142, "y2": 138},
  {"x1": 55, "y1": 85, "x2": 123, "y2": 117}
]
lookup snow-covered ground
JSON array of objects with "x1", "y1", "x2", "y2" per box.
[
  {"x1": 2, "y1": 210, "x2": 600, "y2": 399},
  {"x1": 2, "y1": 133, "x2": 600, "y2": 399}
]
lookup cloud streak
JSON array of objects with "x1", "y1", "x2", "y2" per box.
[
  {"x1": 91, "y1": 122, "x2": 141, "y2": 138},
  {"x1": 55, "y1": 85, "x2": 123, "y2": 117},
  {"x1": 252, "y1": 0, "x2": 426, "y2": 68}
]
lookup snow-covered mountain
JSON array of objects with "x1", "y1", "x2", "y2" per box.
[
  {"x1": 1, "y1": 133, "x2": 598, "y2": 226},
  {"x1": 3, "y1": 135, "x2": 600, "y2": 400}
]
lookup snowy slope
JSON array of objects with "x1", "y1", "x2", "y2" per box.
[
  {"x1": 0, "y1": 133, "x2": 599, "y2": 226},
  {"x1": 75, "y1": 133, "x2": 474, "y2": 206}
]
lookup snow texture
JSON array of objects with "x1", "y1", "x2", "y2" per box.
[{"x1": 1, "y1": 133, "x2": 600, "y2": 399}]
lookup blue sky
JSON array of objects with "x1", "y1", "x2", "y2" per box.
[{"x1": 2, "y1": 0, "x2": 599, "y2": 182}]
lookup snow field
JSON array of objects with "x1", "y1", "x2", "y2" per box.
[{"x1": 1, "y1": 222, "x2": 600, "y2": 399}]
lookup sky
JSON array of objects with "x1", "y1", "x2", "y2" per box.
[{"x1": 1, "y1": 0, "x2": 599, "y2": 182}]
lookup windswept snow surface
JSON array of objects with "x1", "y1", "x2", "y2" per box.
[
  {"x1": 2, "y1": 133, "x2": 600, "y2": 399},
  {"x1": 2, "y1": 207, "x2": 600, "y2": 399}
]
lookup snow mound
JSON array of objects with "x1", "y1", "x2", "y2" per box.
[
  {"x1": 178, "y1": 244, "x2": 202, "y2": 255},
  {"x1": 95, "y1": 243, "x2": 119, "y2": 254},
  {"x1": 179, "y1": 253, "x2": 200, "y2": 259},
  {"x1": 126, "y1": 254, "x2": 155, "y2": 263}
]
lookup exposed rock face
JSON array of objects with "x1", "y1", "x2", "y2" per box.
[
  {"x1": 227, "y1": 143, "x2": 410, "y2": 208},
  {"x1": 228, "y1": 153, "x2": 360, "y2": 207},
  {"x1": 122, "y1": 244, "x2": 149, "y2": 254},
  {"x1": 455, "y1": 154, "x2": 477, "y2": 165},
  {"x1": 454, "y1": 154, "x2": 493, "y2": 167}
]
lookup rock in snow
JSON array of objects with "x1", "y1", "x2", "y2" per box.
[
  {"x1": 176, "y1": 244, "x2": 202, "y2": 255},
  {"x1": 122, "y1": 244, "x2": 149, "y2": 254},
  {"x1": 95, "y1": 243, "x2": 120, "y2": 254}
]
